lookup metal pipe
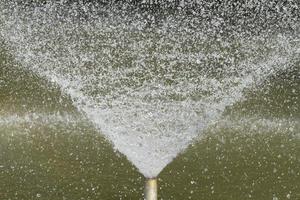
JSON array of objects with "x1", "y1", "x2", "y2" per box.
[{"x1": 144, "y1": 178, "x2": 158, "y2": 200}]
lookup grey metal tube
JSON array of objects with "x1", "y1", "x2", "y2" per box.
[{"x1": 144, "y1": 178, "x2": 157, "y2": 200}]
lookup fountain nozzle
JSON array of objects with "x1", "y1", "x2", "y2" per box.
[{"x1": 144, "y1": 178, "x2": 158, "y2": 200}]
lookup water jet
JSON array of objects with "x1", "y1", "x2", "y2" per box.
[{"x1": 0, "y1": 0, "x2": 299, "y2": 199}]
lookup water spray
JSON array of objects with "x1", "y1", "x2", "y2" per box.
[{"x1": 0, "y1": 1, "x2": 299, "y2": 199}]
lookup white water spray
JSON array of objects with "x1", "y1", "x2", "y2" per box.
[{"x1": 0, "y1": 1, "x2": 299, "y2": 178}]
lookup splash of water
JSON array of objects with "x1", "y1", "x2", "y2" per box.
[{"x1": 0, "y1": 1, "x2": 299, "y2": 177}]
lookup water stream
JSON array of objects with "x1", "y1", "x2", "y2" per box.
[{"x1": 0, "y1": 0, "x2": 299, "y2": 181}]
